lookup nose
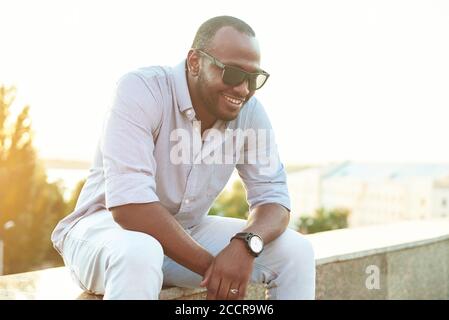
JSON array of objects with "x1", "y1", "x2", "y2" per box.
[{"x1": 232, "y1": 79, "x2": 250, "y2": 98}]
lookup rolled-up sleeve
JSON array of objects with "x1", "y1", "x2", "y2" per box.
[
  {"x1": 101, "y1": 72, "x2": 163, "y2": 209},
  {"x1": 236, "y1": 100, "x2": 291, "y2": 212}
]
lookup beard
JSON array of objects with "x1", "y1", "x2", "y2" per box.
[{"x1": 196, "y1": 72, "x2": 245, "y2": 122}]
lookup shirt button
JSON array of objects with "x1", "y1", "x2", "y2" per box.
[{"x1": 184, "y1": 198, "x2": 190, "y2": 204}]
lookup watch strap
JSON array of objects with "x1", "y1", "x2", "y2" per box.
[{"x1": 230, "y1": 232, "x2": 262, "y2": 257}]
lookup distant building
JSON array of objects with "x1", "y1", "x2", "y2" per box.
[{"x1": 288, "y1": 162, "x2": 449, "y2": 227}]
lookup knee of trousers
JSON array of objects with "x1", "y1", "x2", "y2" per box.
[
  {"x1": 271, "y1": 229, "x2": 315, "y2": 270},
  {"x1": 107, "y1": 231, "x2": 165, "y2": 278}
]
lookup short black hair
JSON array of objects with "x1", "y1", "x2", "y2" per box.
[{"x1": 191, "y1": 16, "x2": 256, "y2": 50}]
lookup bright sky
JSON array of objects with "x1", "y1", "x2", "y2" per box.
[{"x1": 1, "y1": 0, "x2": 449, "y2": 165}]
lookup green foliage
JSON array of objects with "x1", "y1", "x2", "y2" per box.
[
  {"x1": 296, "y1": 207, "x2": 350, "y2": 234},
  {"x1": 66, "y1": 179, "x2": 86, "y2": 213},
  {"x1": 0, "y1": 86, "x2": 68, "y2": 274},
  {"x1": 208, "y1": 179, "x2": 249, "y2": 220}
]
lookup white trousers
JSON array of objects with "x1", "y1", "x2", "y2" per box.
[{"x1": 62, "y1": 210, "x2": 315, "y2": 300}]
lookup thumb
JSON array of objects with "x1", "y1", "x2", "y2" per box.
[{"x1": 200, "y1": 263, "x2": 213, "y2": 287}]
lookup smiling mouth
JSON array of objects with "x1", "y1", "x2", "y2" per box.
[{"x1": 222, "y1": 94, "x2": 244, "y2": 106}]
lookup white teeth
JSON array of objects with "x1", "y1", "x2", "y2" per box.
[{"x1": 223, "y1": 95, "x2": 243, "y2": 105}]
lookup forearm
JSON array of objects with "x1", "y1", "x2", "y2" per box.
[
  {"x1": 111, "y1": 202, "x2": 213, "y2": 276},
  {"x1": 241, "y1": 203, "x2": 290, "y2": 244}
]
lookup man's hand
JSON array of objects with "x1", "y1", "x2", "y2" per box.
[{"x1": 200, "y1": 239, "x2": 255, "y2": 300}]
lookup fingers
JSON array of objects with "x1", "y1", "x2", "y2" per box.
[
  {"x1": 216, "y1": 279, "x2": 231, "y2": 300},
  {"x1": 206, "y1": 276, "x2": 221, "y2": 300},
  {"x1": 203, "y1": 267, "x2": 249, "y2": 300},
  {"x1": 227, "y1": 282, "x2": 240, "y2": 300},
  {"x1": 207, "y1": 279, "x2": 245, "y2": 300},
  {"x1": 203, "y1": 249, "x2": 253, "y2": 300},
  {"x1": 237, "y1": 282, "x2": 248, "y2": 300}
]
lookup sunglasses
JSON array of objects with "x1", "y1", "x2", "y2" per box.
[{"x1": 197, "y1": 50, "x2": 270, "y2": 91}]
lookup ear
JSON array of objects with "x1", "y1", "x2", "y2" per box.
[{"x1": 187, "y1": 49, "x2": 200, "y2": 76}]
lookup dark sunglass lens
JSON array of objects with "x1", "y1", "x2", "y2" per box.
[{"x1": 222, "y1": 66, "x2": 246, "y2": 86}]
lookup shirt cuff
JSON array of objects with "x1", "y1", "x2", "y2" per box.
[
  {"x1": 105, "y1": 172, "x2": 159, "y2": 209},
  {"x1": 247, "y1": 185, "x2": 291, "y2": 212}
]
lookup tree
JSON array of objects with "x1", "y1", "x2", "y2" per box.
[
  {"x1": 296, "y1": 207, "x2": 350, "y2": 234},
  {"x1": 209, "y1": 179, "x2": 249, "y2": 219},
  {"x1": 0, "y1": 86, "x2": 68, "y2": 274},
  {"x1": 66, "y1": 179, "x2": 86, "y2": 213}
]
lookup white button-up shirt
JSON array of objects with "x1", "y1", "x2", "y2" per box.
[{"x1": 51, "y1": 60, "x2": 291, "y2": 252}]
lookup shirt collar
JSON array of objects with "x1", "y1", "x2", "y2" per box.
[{"x1": 173, "y1": 60, "x2": 194, "y2": 115}]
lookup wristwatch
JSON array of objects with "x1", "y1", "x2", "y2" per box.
[{"x1": 230, "y1": 232, "x2": 264, "y2": 257}]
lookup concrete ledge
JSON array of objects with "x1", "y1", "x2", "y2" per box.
[
  {"x1": 308, "y1": 219, "x2": 449, "y2": 265},
  {"x1": 0, "y1": 266, "x2": 265, "y2": 300},
  {"x1": 311, "y1": 219, "x2": 449, "y2": 299},
  {"x1": 1, "y1": 218, "x2": 448, "y2": 299}
]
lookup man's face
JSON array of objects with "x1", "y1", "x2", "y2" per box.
[{"x1": 194, "y1": 27, "x2": 262, "y2": 121}]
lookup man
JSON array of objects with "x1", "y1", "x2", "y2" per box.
[{"x1": 51, "y1": 16, "x2": 315, "y2": 300}]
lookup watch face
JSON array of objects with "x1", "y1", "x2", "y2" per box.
[{"x1": 249, "y1": 236, "x2": 264, "y2": 254}]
